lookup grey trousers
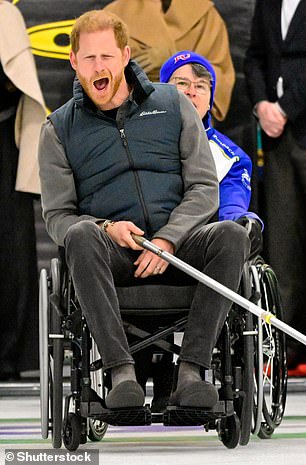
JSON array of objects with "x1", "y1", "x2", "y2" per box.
[{"x1": 64, "y1": 220, "x2": 250, "y2": 370}]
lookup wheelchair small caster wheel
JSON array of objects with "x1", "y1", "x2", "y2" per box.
[
  {"x1": 88, "y1": 418, "x2": 108, "y2": 441},
  {"x1": 63, "y1": 413, "x2": 82, "y2": 451},
  {"x1": 258, "y1": 422, "x2": 275, "y2": 439},
  {"x1": 218, "y1": 413, "x2": 240, "y2": 449}
]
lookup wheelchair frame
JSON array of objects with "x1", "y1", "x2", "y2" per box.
[{"x1": 39, "y1": 254, "x2": 287, "y2": 451}]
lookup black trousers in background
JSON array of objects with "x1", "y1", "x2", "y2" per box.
[
  {"x1": 264, "y1": 126, "x2": 306, "y2": 347},
  {"x1": 0, "y1": 115, "x2": 39, "y2": 376},
  {"x1": 64, "y1": 219, "x2": 250, "y2": 370}
]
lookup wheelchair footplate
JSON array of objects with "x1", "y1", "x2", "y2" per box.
[
  {"x1": 80, "y1": 401, "x2": 152, "y2": 426},
  {"x1": 79, "y1": 400, "x2": 233, "y2": 427},
  {"x1": 162, "y1": 400, "x2": 234, "y2": 426}
]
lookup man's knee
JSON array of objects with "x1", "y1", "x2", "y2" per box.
[
  {"x1": 218, "y1": 220, "x2": 249, "y2": 241},
  {"x1": 64, "y1": 220, "x2": 100, "y2": 252},
  {"x1": 211, "y1": 220, "x2": 250, "y2": 259}
]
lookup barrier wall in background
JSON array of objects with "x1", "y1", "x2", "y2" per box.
[{"x1": 15, "y1": 0, "x2": 255, "y2": 132}]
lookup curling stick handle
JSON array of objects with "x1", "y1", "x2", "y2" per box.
[{"x1": 131, "y1": 233, "x2": 147, "y2": 247}]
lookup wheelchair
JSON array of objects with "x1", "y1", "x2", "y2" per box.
[{"x1": 39, "y1": 250, "x2": 287, "y2": 451}]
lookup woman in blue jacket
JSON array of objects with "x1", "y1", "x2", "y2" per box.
[
  {"x1": 139, "y1": 51, "x2": 263, "y2": 413},
  {"x1": 160, "y1": 50, "x2": 262, "y2": 231}
]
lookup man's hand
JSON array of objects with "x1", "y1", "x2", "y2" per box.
[
  {"x1": 101, "y1": 220, "x2": 144, "y2": 250},
  {"x1": 133, "y1": 238, "x2": 174, "y2": 278},
  {"x1": 257, "y1": 101, "x2": 287, "y2": 138}
]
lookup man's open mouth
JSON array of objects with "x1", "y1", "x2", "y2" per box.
[{"x1": 93, "y1": 77, "x2": 109, "y2": 91}]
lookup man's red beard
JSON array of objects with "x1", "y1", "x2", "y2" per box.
[{"x1": 77, "y1": 69, "x2": 125, "y2": 109}]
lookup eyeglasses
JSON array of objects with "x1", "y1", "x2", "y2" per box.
[{"x1": 170, "y1": 77, "x2": 211, "y2": 95}]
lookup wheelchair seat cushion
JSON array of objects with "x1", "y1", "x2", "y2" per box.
[{"x1": 116, "y1": 285, "x2": 196, "y2": 311}]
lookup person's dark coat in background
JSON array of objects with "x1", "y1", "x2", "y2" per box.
[{"x1": 245, "y1": 0, "x2": 306, "y2": 366}]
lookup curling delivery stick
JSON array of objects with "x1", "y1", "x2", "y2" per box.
[{"x1": 132, "y1": 234, "x2": 306, "y2": 346}]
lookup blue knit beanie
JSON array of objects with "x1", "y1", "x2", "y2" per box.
[{"x1": 160, "y1": 50, "x2": 216, "y2": 128}]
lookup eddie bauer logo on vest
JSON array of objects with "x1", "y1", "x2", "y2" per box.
[{"x1": 139, "y1": 110, "x2": 167, "y2": 116}]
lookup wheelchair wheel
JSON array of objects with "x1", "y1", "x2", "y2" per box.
[
  {"x1": 63, "y1": 413, "x2": 82, "y2": 451},
  {"x1": 251, "y1": 259, "x2": 287, "y2": 438},
  {"x1": 236, "y1": 311, "x2": 254, "y2": 446},
  {"x1": 218, "y1": 413, "x2": 240, "y2": 449},
  {"x1": 49, "y1": 258, "x2": 64, "y2": 449},
  {"x1": 231, "y1": 264, "x2": 254, "y2": 446},
  {"x1": 39, "y1": 268, "x2": 49, "y2": 440}
]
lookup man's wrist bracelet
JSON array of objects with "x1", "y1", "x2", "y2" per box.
[{"x1": 101, "y1": 219, "x2": 115, "y2": 232}]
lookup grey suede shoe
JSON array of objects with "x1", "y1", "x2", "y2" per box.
[
  {"x1": 169, "y1": 380, "x2": 218, "y2": 408},
  {"x1": 105, "y1": 380, "x2": 145, "y2": 409}
]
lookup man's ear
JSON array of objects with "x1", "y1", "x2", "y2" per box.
[
  {"x1": 70, "y1": 50, "x2": 77, "y2": 70},
  {"x1": 123, "y1": 45, "x2": 131, "y2": 67}
]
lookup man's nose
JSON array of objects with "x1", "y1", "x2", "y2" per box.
[{"x1": 94, "y1": 58, "x2": 105, "y2": 72}]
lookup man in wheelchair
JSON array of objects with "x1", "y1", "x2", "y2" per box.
[{"x1": 39, "y1": 10, "x2": 255, "y2": 411}]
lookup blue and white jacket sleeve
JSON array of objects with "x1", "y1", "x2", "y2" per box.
[{"x1": 208, "y1": 128, "x2": 263, "y2": 229}]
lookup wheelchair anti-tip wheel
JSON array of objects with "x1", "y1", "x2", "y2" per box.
[{"x1": 251, "y1": 258, "x2": 287, "y2": 439}]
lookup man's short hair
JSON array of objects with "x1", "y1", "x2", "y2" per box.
[{"x1": 70, "y1": 10, "x2": 129, "y2": 54}]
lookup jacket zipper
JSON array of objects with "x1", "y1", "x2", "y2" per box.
[{"x1": 118, "y1": 126, "x2": 152, "y2": 235}]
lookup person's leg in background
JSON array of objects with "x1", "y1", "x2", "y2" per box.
[{"x1": 0, "y1": 115, "x2": 38, "y2": 380}]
